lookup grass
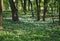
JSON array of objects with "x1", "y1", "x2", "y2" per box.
[
  {"x1": 1, "y1": 17, "x2": 60, "y2": 41},
  {"x1": 1, "y1": 11, "x2": 60, "y2": 41}
]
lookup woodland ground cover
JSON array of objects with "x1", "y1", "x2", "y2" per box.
[{"x1": 1, "y1": 13, "x2": 60, "y2": 41}]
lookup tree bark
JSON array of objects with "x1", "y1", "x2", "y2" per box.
[
  {"x1": 9, "y1": 0, "x2": 19, "y2": 21},
  {"x1": 0, "y1": 0, "x2": 2, "y2": 28},
  {"x1": 28, "y1": 0, "x2": 31, "y2": 10},
  {"x1": 36, "y1": 0, "x2": 41, "y2": 21},
  {"x1": 21, "y1": 0, "x2": 24, "y2": 10},
  {"x1": 28, "y1": 0, "x2": 34, "y2": 17},
  {"x1": 43, "y1": 0, "x2": 48, "y2": 21},
  {"x1": 31, "y1": 2, "x2": 34, "y2": 17},
  {"x1": 59, "y1": 3, "x2": 60, "y2": 23},
  {"x1": 57, "y1": 0, "x2": 60, "y2": 23},
  {"x1": 23, "y1": 0, "x2": 26, "y2": 14}
]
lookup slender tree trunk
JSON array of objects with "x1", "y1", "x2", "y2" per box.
[
  {"x1": 43, "y1": 0, "x2": 47, "y2": 21},
  {"x1": 59, "y1": 3, "x2": 60, "y2": 23},
  {"x1": 0, "y1": 0, "x2": 2, "y2": 28},
  {"x1": 9, "y1": 0, "x2": 19, "y2": 21},
  {"x1": 31, "y1": 2, "x2": 34, "y2": 17},
  {"x1": 2, "y1": 0, "x2": 4, "y2": 11},
  {"x1": 57, "y1": 0, "x2": 60, "y2": 23},
  {"x1": 28, "y1": 0, "x2": 31, "y2": 10},
  {"x1": 28, "y1": 0, "x2": 34, "y2": 17},
  {"x1": 23, "y1": 0, "x2": 26, "y2": 14},
  {"x1": 15, "y1": 0, "x2": 18, "y2": 18},
  {"x1": 36, "y1": 0, "x2": 41, "y2": 21},
  {"x1": 21, "y1": 0, "x2": 24, "y2": 9}
]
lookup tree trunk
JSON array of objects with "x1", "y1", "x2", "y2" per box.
[
  {"x1": 9, "y1": 0, "x2": 19, "y2": 21},
  {"x1": 21, "y1": 0, "x2": 24, "y2": 9},
  {"x1": 28, "y1": 0, "x2": 34, "y2": 17},
  {"x1": 2, "y1": 0, "x2": 4, "y2": 11},
  {"x1": 59, "y1": 3, "x2": 60, "y2": 23},
  {"x1": 23, "y1": 0, "x2": 26, "y2": 14},
  {"x1": 43, "y1": 0, "x2": 47, "y2": 21},
  {"x1": 36, "y1": 0, "x2": 41, "y2": 21},
  {"x1": 31, "y1": 3, "x2": 34, "y2": 17},
  {"x1": 28, "y1": 0, "x2": 31, "y2": 10},
  {"x1": 0, "y1": 0, "x2": 2, "y2": 28}
]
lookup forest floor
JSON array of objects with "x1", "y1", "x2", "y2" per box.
[{"x1": 0, "y1": 15, "x2": 60, "y2": 41}]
